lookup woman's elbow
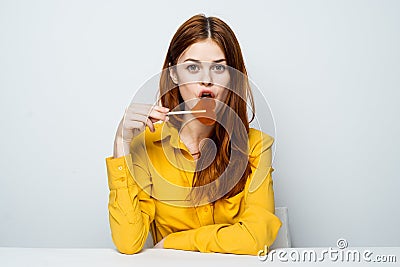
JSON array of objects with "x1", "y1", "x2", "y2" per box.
[
  {"x1": 115, "y1": 243, "x2": 144, "y2": 255},
  {"x1": 112, "y1": 234, "x2": 146, "y2": 255},
  {"x1": 242, "y1": 220, "x2": 282, "y2": 255}
]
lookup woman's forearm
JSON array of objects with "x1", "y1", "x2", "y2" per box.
[
  {"x1": 113, "y1": 136, "x2": 131, "y2": 158},
  {"x1": 106, "y1": 154, "x2": 155, "y2": 254},
  {"x1": 108, "y1": 186, "x2": 152, "y2": 254}
]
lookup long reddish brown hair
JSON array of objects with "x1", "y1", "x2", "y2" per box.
[{"x1": 159, "y1": 14, "x2": 256, "y2": 205}]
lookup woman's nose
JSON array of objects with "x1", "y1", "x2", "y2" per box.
[
  {"x1": 200, "y1": 70, "x2": 213, "y2": 86},
  {"x1": 201, "y1": 81, "x2": 213, "y2": 87}
]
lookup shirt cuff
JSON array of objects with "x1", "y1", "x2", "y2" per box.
[
  {"x1": 105, "y1": 153, "x2": 134, "y2": 190},
  {"x1": 163, "y1": 231, "x2": 196, "y2": 251}
]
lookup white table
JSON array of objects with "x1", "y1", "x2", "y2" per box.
[{"x1": 1, "y1": 247, "x2": 399, "y2": 267}]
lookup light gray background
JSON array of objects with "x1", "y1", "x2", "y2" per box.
[{"x1": 1, "y1": 0, "x2": 399, "y2": 248}]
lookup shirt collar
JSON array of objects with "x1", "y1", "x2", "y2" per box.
[{"x1": 153, "y1": 121, "x2": 188, "y2": 151}]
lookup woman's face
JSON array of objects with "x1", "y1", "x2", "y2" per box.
[{"x1": 170, "y1": 39, "x2": 230, "y2": 110}]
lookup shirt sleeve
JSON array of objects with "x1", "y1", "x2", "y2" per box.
[
  {"x1": 163, "y1": 133, "x2": 282, "y2": 255},
  {"x1": 106, "y1": 139, "x2": 155, "y2": 254}
]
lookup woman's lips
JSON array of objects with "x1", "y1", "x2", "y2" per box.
[
  {"x1": 191, "y1": 97, "x2": 216, "y2": 125},
  {"x1": 198, "y1": 90, "x2": 215, "y2": 98}
]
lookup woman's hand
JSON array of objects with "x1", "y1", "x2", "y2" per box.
[
  {"x1": 113, "y1": 103, "x2": 170, "y2": 158},
  {"x1": 154, "y1": 236, "x2": 167, "y2": 249}
]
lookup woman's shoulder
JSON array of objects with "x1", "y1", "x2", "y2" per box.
[{"x1": 248, "y1": 128, "x2": 274, "y2": 156}]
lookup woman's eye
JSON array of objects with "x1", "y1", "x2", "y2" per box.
[
  {"x1": 211, "y1": 64, "x2": 226, "y2": 72},
  {"x1": 187, "y1": 64, "x2": 200, "y2": 72}
]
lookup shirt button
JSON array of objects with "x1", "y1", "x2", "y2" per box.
[
  {"x1": 118, "y1": 166, "x2": 123, "y2": 171},
  {"x1": 204, "y1": 207, "x2": 208, "y2": 212}
]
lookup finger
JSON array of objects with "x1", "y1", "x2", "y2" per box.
[
  {"x1": 125, "y1": 105, "x2": 169, "y2": 126},
  {"x1": 123, "y1": 120, "x2": 145, "y2": 131},
  {"x1": 150, "y1": 115, "x2": 170, "y2": 123},
  {"x1": 148, "y1": 108, "x2": 169, "y2": 121},
  {"x1": 152, "y1": 105, "x2": 170, "y2": 113},
  {"x1": 126, "y1": 115, "x2": 154, "y2": 132},
  {"x1": 130, "y1": 108, "x2": 169, "y2": 122},
  {"x1": 125, "y1": 119, "x2": 155, "y2": 133},
  {"x1": 126, "y1": 105, "x2": 157, "y2": 116},
  {"x1": 149, "y1": 117, "x2": 159, "y2": 123},
  {"x1": 124, "y1": 113, "x2": 149, "y2": 125},
  {"x1": 128, "y1": 103, "x2": 169, "y2": 113},
  {"x1": 145, "y1": 118, "x2": 155, "y2": 132}
]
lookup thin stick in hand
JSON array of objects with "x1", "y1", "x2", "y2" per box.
[{"x1": 167, "y1": 110, "x2": 206, "y2": 115}]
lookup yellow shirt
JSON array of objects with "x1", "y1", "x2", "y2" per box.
[{"x1": 105, "y1": 121, "x2": 281, "y2": 255}]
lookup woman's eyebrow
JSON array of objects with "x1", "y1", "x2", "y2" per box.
[{"x1": 183, "y1": 58, "x2": 226, "y2": 63}]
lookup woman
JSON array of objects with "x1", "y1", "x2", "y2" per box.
[{"x1": 106, "y1": 14, "x2": 282, "y2": 256}]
